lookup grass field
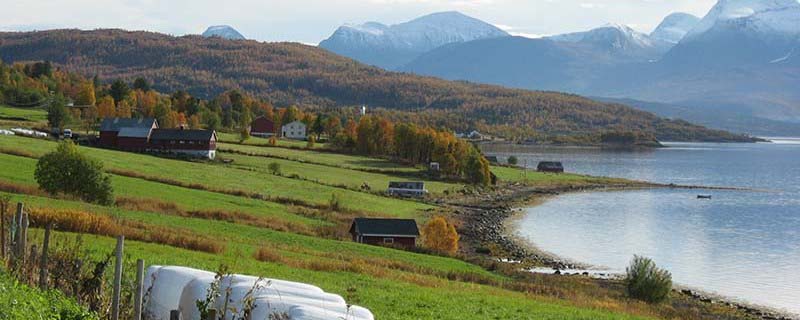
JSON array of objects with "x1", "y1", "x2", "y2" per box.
[
  {"x1": 217, "y1": 132, "x2": 328, "y2": 149},
  {"x1": 0, "y1": 105, "x2": 47, "y2": 122},
  {"x1": 0, "y1": 133, "x2": 721, "y2": 319}
]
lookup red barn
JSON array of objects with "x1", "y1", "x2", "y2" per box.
[
  {"x1": 99, "y1": 118, "x2": 158, "y2": 148},
  {"x1": 149, "y1": 128, "x2": 218, "y2": 160},
  {"x1": 349, "y1": 218, "x2": 420, "y2": 249},
  {"x1": 250, "y1": 116, "x2": 276, "y2": 137}
]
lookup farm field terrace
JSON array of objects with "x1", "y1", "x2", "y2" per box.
[{"x1": 0, "y1": 134, "x2": 680, "y2": 319}]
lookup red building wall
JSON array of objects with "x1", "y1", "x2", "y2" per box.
[
  {"x1": 251, "y1": 117, "x2": 275, "y2": 135},
  {"x1": 99, "y1": 131, "x2": 118, "y2": 147},
  {"x1": 116, "y1": 137, "x2": 150, "y2": 151}
]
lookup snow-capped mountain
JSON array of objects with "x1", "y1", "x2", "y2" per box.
[
  {"x1": 319, "y1": 11, "x2": 509, "y2": 69},
  {"x1": 685, "y1": 0, "x2": 800, "y2": 40},
  {"x1": 649, "y1": 13, "x2": 701, "y2": 43},
  {"x1": 548, "y1": 23, "x2": 671, "y2": 58},
  {"x1": 202, "y1": 25, "x2": 246, "y2": 40}
]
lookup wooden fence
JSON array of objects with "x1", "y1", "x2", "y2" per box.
[{"x1": 1, "y1": 201, "x2": 229, "y2": 320}]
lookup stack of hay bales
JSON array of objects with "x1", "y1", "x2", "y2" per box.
[{"x1": 143, "y1": 266, "x2": 374, "y2": 320}]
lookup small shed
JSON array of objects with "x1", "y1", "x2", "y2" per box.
[
  {"x1": 250, "y1": 116, "x2": 276, "y2": 137},
  {"x1": 387, "y1": 182, "x2": 428, "y2": 197},
  {"x1": 281, "y1": 120, "x2": 307, "y2": 140},
  {"x1": 537, "y1": 161, "x2": 564, "y2": 173},
  {"x1": 349, "y1": 218, "x2": 420, "y2": 249}
]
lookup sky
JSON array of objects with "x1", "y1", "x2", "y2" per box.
[{"x1": 0, "y1": 0, "x2": 719, "y2": 44}]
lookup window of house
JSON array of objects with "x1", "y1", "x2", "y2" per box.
[
  {"x1": 180, "y1": 140, "x2": 185, "y2": 144},
  {"x1": 383, "y1": 238, "x2": 394, "y2": 244}
]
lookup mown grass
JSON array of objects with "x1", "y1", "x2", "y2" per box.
[
  {"x1": 217, "y1": 132, "x2": 328, "y2": 149},
  {"x1": 218, "y1": 142, "x2": 421, "y2": 173},
  {"x1": 491, "y1": 165, "x2": 635, "y2": 187},
  {"x1": 0, "y1": 104, "x2": 47, "y2": 122},
  {"x1": 223, "y1": 152, "x2": 461, "y2": 194},
  {"x1": 0, "y1": 136, "x2": 432, "y2": 217}
]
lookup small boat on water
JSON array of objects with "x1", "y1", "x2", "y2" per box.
[{"x1": 697, "y1": 194, "x2": 712, "y2": 199}]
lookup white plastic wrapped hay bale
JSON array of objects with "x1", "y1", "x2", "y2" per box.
[
  {"x1": 145, "y1": 266, "x2": 374, "y2": 320},
  {"x1": 143, "y1": 266, "x2": 215, "y2": 319}
]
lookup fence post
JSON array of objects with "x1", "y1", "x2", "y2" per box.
[
  {"x1": 39, "y1": 223, "x2": 52, "y2": 290},
  {"x1": 1, "y1": 199, "x2": 6, "y2": 259},
  {"x1": 12, "y1": 203, "x2": 23, "y2": 262},
  {"x1": 170, "y1": 310, "x2": 181, "y2": 320},
  {"x1": 28, "y1": 245, "x2": 38, "y2": 282},
  {"x1": 134, "y1": 259, "x2": 144, "y2": 320},
  {"x1": 17, "y1": 204, "x2": 28, "y2": 266},
  {"x1": 206, "y1": 309, "x2": 218, "y2": 320},
  {"x1": 73, "y1": 259, "x2": 83, "y2": 303},
  {"x1": 111, "y1": 235, "x2": 124, "y2": 320}
]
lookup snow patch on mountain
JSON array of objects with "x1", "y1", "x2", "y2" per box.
[
  {"x1": 650, "y1": 13, "x2": 701, "y2": 43},
  {"x1": 202, "y1": 25, "x2": 245, "y2": 40},
  {"x1": 548, "y1": 23, "x2": 669, "y2": 55},
  {"x1": 321, "y1": 11, "x2": 509, "y2": 52},
  {"x1": 686, "y1": 0, "x2": 800, "y2": 39}
]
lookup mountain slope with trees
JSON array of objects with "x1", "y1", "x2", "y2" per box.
[{"x1": 0, "y1": 28, "x2": 753, "y2": 142}]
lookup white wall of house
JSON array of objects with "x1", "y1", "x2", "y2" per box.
[{"x1": 281, "y1": 121, "x2": 307, "y2": 140}]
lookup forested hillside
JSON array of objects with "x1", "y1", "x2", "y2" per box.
[{"x1": 0, "y1": 29, "x2": 753, "y2": 142}]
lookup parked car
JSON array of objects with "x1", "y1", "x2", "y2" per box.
[{"x1": 63, "y1": 129, "x2": 73, "y2": 139}]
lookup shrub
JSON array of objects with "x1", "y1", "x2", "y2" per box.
[
  {"x1": 421, "y1": 216, "x2": 459, "y2": 256},
  {"x1": 507, "y1": 156, "x2": 518, "y2": 166},
  {"x1": 306, "y1": 135, "x2": 315, "y2": 148},
  {"x1": 34, "y1": 141, "x2": 114, "y2": 205},
  {"x1": 267, "y1": 162, "x2": 281, "y2": 175},
  {"x1": 268, "y1": 136, "x2": 277, "y2": 146},
  {"x1": 625, "y1": 255, "x2": 672, "y2": 303}
]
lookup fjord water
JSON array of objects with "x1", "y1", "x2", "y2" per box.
[{"x1": 485, "y1": 139, "x2": 800, "y2": 314}]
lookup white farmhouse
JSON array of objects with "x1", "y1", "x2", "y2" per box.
[{"x1": 281, "y1": 120, "x2": 307, "y2": 140}]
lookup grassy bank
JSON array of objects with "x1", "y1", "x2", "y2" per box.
[{"x1": 0, "y1": 133, "x2": 749, "y2": 319}]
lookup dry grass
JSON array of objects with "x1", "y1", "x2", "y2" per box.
[
  {"x1": 0, "y1": 146, "x2": 38, "y2": 159},
  {"x1": 253, "y1": 247, "x2": 285, "y2": 264},
  {"x1": 115, "y1": 197, "x2": 315, "y2": 236},
  {"x1": 27, "y1": 207, "x2": 224, "y2": 254},
  {"x1": 0, "y1": 180, "x2": 46, "y2": 197}
]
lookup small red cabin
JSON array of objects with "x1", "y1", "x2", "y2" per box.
[
  {"x1": 250, "y1": 116, "x2": 276, "y2": 137},
  {"x1": 349, "y1": 218, "x2": 419, "y2": 249}
]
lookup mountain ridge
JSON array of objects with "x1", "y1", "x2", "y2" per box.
[
  {"x1": 0, "y1": 28, "x2": 753, "y2": 142},
  {"x1": 319, "y1": 11, "x2": 508, "y2": 69}
]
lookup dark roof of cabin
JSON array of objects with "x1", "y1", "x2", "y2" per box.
[
  {"x1": 150, "y1": 129, "x2": 216, "y2": 141},
  {"x1": 350, "y1": 218, "x2": 420, "y2": 237},
  {"x1": 100, "y1": 118, "x2": 157, "y2": 132}
]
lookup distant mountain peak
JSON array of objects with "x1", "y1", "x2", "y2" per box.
[
  {"x1": 650, "y1": 13, "x2": 701, "y2": 43},
  {"x1": 548, "y1": 23, "x2": 666, "y2": 56},
  {"x1": 202, "y1": 25, "x2": 245, "y2": 40},
  {"x1": 319, "y1": 11, "x2": 509, "y2": 69}
]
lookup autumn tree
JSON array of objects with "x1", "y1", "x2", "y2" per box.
[
  {"x1": 422, "y1": 216, "x2": 459, "y2": 256},
  {"x1": 96, "y1": 96, "x2": 116, "y2": 119},
  {"x1": 75, "y1": 82, "x2": 96, "y2": 106}
]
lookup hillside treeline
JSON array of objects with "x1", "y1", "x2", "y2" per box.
[
  {"x1": 0, "y1": 60, "x2": 493, "y2": 184},
  {"x1": 0, "y1": 29, "x2": 754, "y2": 142}
]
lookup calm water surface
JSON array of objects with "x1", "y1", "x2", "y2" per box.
[{"x1": 484, "y1": 139, "x2": 800, "y2": 314}]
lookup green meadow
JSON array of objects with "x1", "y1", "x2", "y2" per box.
[{"x1": 0, "y1": 133, "x2": 714, "y2": 319}]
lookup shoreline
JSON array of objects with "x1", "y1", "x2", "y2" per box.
[{"x1": 451, "y1": 181, "x2": 797, "y2": 320}]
